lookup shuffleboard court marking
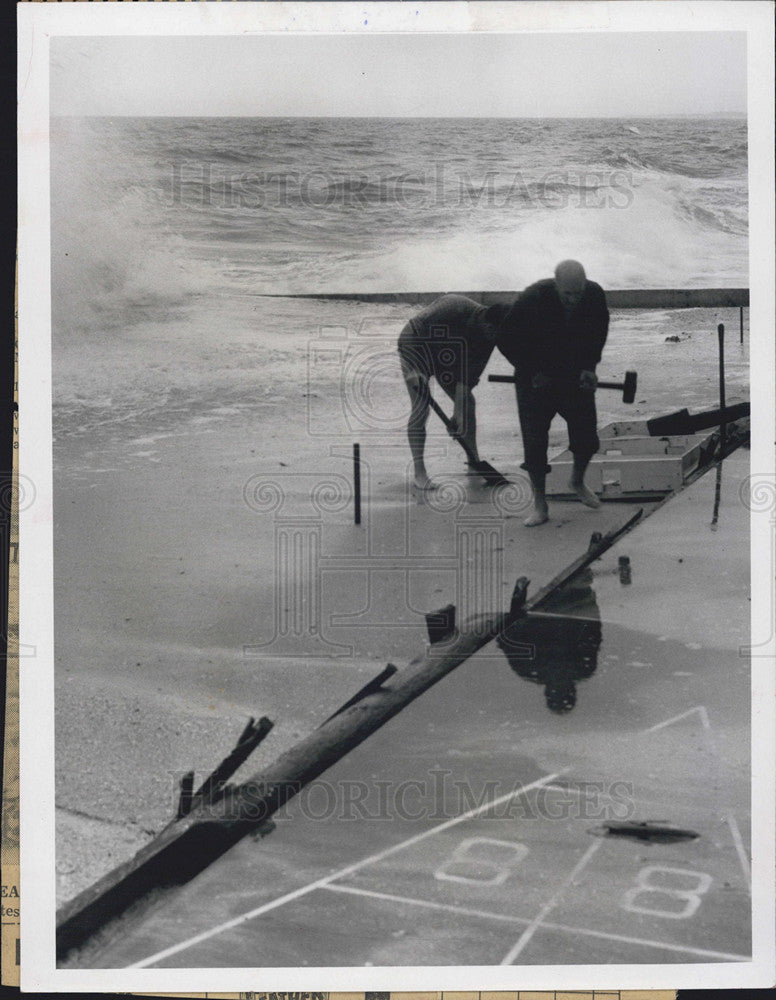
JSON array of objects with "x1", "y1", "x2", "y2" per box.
[
  {"x1": 127, "y1": 769, "x2": 566, "y2": 968},
  {"x1": 543, "y1": 783, "x2": 619, "y2": 799},
  {"x1": 500, "y1": 839, "x2": 603, "y2": 965},
  {"x1": 642, "y1": 705, "x2": 711, "y2": 734},
  {"x1": 324, "y1": 883, "x2": 750, "y2": 962},
  {"x1": 727, "y1": 814, "x2": 752, "y2": 893},
  {"x1": 621, "y1": 866, "x2": 713, "y2": 920},
  {"x1": 325, "y1": 881, "x2": 535, "y2": 929},
  {"x1": 433, "y1": 837, "x2": 530, "y2": 886}
]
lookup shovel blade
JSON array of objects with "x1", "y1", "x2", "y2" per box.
[{"x1": 475, "y1": 461, "x2": 510, "y2": 487}]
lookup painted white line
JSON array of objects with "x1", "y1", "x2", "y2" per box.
[
  {"x1": 544, "y1": 783, "x2": 616, "y2": 798},
  {"x1": 727, "y1": 814, "x2": 752, "y2": 893},
  {"x1": 127, "y1": 769, "x2": 566, "y2": 968},
  {"x1": 324, "y1": 882, "x2": 750, "y2": 962},
  {"x1": 325, "y1": 882, "x2": 534, "y2": 928},
  {"x1": 546, "y1": 918, "x2": 749, "y2": 963},
  {"x1": 500, "y1": 839, "x2": 602, "y2": 965},
  {"x1": 643, "y1": 705, "x2": 711, "y2": 734}
]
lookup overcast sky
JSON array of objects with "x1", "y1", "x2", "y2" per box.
[{"x1": 51, "y1": 32, "x2": 747, "y2": 118}]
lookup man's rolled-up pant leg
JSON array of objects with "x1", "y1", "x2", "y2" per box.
[
  {"x1": 558, "y1": 386, "x2": 600, "y2": 463},
  {"x1": 516, "y1": 383, "x2": 555, "y2": 475}
]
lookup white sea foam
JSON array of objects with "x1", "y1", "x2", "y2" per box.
[
  {"x1": 49, "y1": 116, "x2": 750, "y2": 433},
  {"x1": 50, "y1": 115, "x2": 748, "y2": 324}
]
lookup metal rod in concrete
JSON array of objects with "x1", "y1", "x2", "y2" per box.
[
  {"x1": 711, "y1": 462, "x2": 722, "y2": 529},
  {"x1": 718, "y1": 323, "x2": 727, "y2": 456},
  {"x1": 353, "y1": 442, "x2": 361, "y2": 525}
]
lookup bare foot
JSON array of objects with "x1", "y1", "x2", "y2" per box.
[
  {"x1": 524, "y1": 506, "x2": 549, "y2": 527},
  {"x1": 570, "y1": 480, "x2": 602, "y2": 508}
]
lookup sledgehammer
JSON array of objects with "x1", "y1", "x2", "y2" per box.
[{"x1": 488, "y1": 370, "x2": 638, "y2": 404}]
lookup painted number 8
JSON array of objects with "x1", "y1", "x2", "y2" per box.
[
  {"x1": 434, "y1": 837, "x2": 529, "y2": 886},
  {"x1": 622, "y1": 865, "x2": 712, "y2": 920}
]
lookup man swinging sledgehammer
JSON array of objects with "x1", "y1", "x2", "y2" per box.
[
  {"x1": 398, "y1": 294, "x2": 507, "y2": 490},
  {"x1": 497, "y1": 260, "x2": 609, "y2": 526}
]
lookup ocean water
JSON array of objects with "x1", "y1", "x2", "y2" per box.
[
  {"x1": 50, "y1": 116, "x2": 748, "y2": 332},
  {"x1": 49, "y1": 116, "x2": 749, "y2": 445}
]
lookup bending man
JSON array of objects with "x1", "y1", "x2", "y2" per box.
[
  {"x1": 398, "y1": 294, "x2": 505, "y2": 489},
  {"x1": 498, "y1": 260, "x2": 609, "y2": 526}
]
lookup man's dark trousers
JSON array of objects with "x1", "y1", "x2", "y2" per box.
[{"x1": 516, "y1": 380, "x2": 600, "y2": 475}]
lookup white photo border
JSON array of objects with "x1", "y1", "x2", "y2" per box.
[{"x1": 18, "y1": 0, "x2": 775, "y2": 992}]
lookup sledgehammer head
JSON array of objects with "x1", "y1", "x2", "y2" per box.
[{"x1": 623, "y1": 371, "x2": 637, "y2": 404}]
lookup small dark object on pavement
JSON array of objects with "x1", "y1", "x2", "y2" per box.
[{"x1": 590, "y1": 820, "x2": 699, "y2": 843}]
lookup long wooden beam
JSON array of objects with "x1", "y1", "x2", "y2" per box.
[
  {"x1": 56, "y1": 593, "x2": 524, "y2": 962},
  {"x1": 253, "y1": 288, "x2": 749, "y2": 309},
  {"x1": 56, "y1": 510, "x2": 644, "y2": 963}
]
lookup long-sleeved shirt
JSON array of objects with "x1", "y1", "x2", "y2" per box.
[{"x1": 497, "y1": 278, "x2": 609, "y2": 384}]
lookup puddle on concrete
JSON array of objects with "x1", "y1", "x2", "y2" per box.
[
  {"x1": 497, "y1": 567, "x2": 602, "y2": 714},
  {"x1": 498, "y1": 614, "x2": 602, "y2": 714}
]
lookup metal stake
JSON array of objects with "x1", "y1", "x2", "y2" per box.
[
  {"x1": 353, "y1": 442, "x2": 361, "y2": 525},
  {"x1": 718, "y1": 323, "x2": 726, "y2": 456}
]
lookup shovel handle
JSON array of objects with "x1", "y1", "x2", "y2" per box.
[
  {"x1": 426, "y1": 395, "x2": 478, "y2": 466},
  {"x1": 426, "y1": 394, "x2": 509, "y2": 486}
]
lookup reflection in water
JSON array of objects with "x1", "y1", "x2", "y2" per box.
[{"x1": 497, "y1": 568, "x2": 602, "y2": 714}]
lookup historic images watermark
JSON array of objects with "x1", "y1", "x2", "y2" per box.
[
  {"x1": 739, "y1": 472, "x2": 776, "y2": 655},
  {"x1": 237, "y1": 312, "x2": 535, "y2": 658},
  {"x1": 164, "y1": 163, "x2": 635, "y2": 212},
  {"x1": 240, "y1": 459, "x2": 531, "y2": 657},
  {"x1": 167, "y1": 770, "x2": 635, "y2": 825}
]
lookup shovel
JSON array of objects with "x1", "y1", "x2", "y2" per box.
[{"x1": 426, "y1": 394, "x2": 510, "y2": 488}]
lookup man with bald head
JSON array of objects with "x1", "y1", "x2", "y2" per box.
[{"x1": 498, "y1": 260, "x2": 609, "y2": 526}]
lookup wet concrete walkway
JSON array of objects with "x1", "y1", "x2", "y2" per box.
[{"x1": 69, "y1": 448, "x2": 751, "y2": 969}]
